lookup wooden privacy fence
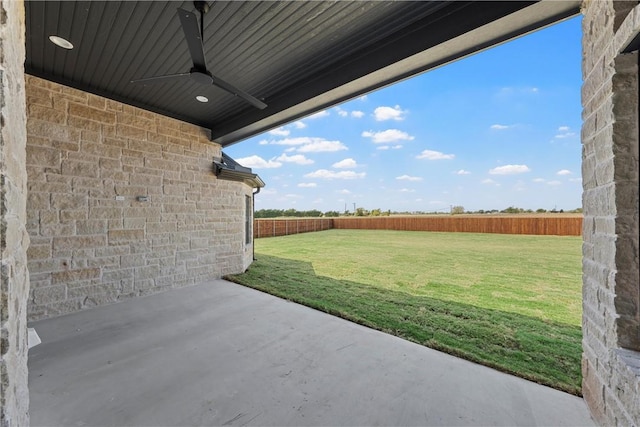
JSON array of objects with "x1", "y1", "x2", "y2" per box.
[
  {"x1": 254, "y1": 218, "x2": 334, "y2": 238},
  {"x1": 254, "y1": 216, "x2": 583, "y2": 238},
  {"x1": 332, "y1": 216, "x2": 582, "y2": 236}
]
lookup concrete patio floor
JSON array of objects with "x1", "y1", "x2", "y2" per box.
[{"x1": 28, "y1": 279, "x2": 594, "y2": 426}]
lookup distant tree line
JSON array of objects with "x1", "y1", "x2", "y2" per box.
[
  {"x1": 254, "y1": 206, "x2": 582, "y2": 218},
  {"x1": 254, "y1": 209, "x2": 325, "y2": 218}
]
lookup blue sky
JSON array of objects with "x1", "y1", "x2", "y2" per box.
[{"x1": 226, "y1": 16, "x2": 583, "y2": 213}]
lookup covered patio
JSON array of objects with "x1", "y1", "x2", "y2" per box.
[
  {"x1": 29, "y1": 279, "x2": 593, "y2": 426},
  {"x1": 1, "y1": 0, "x2": 638, "y2": 425}
]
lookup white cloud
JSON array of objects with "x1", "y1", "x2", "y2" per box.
[
  {"x1": 276, "y1": 153, "x2": 314, "y2": 165},
  {"x1": 488, "y1": 164, "x2": 531, "y2": 175},
  {"x1": 377, "y1": 145, "x2": 403, "y2": 150},
  {"x1": 304, "y1": 169, "x2": 365, "y2": 179},
  {"x1": 262, "y1": 137, "x2": 348, "y2": 153},
  {"x1": 236, "y1": 155, "x2": 282, "y2": 169},
  {"x1": 297, "y1": 140, "x2": 347, "y2": 153},
  {"x1": 490, "y1": 124, "x2": 511, "y2": 130},
  {"x1": 335, "y1": 107, "x2": 348, "y2": 117},
  {"x1": 374, "y1": 105, "x2": 407, "y2": 121},
  {"x1": 481, "y1": 178, "x2": 500, "y2": 186},
  {"x1": 268, "y1": 127, "x2": 290, "y2": 136},
  {"x1": 338, "y1": 189, "x2": 351, "y2": 194},
  {"x1": 307, "y1": 110, "x2": 329, "y2": 119},
  {"x1": 335, "y1": 107, "x2": 365, "y2": 119},
  {"x1": 396, "y1": 175, "x2": 422, "y2": 182},
  {"x1": 362, "y1": 129, "x2": 414, "y2": 144},
  {"x1": 554, "y1": 126, "x2": 576, "y2": 139},
  {"x1": 532, "y1": 178, "x2": 546, "y2": 183},
  {"x1": 547, "y1": 180, "x2": 562, "y2": 186},
  {"x1": 293, "y1": 121, "x2": 306, "y2": 129},
  {"x1": 557, "y1": 169, "x2": 572, "y2": 175},
  {"x1": 416, "y1": 149, "x2": 455, "y2": 160},
  {"x1": 455, "y1": 169, "x2": 471, "y2": 175},
  {"x1": 569, "y1": 178, "x2": 582, "y2": 183},
  {"x1": 297, "y1": 182, "x2": 317, "y2": 188},
  {"x1": 332, "y1": 158, "x2": 358, "y2": 169},
  {"x1": 555, "y1": 132, "x2": 576, "y2": 139},
  {"x1": 399, "y1": 188, "x2": 415, "y2": 193},
  {"x1": 265, "y1": 137, "x2": 316, "y2": 146}
]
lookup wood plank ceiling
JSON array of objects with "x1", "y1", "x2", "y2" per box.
[{"x1": 25, "y1": 1, "x2": 580, "y2": 146}]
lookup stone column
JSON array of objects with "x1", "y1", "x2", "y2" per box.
[
  {"x1": 0, "y1": 0, "x2": 30, "y2": 425},
  {"x1": 581, "y1": 1, "x2": 640, "y2": 425}
]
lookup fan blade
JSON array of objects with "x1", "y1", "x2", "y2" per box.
[
  {"x1": 210, "y1": 74, "x2": 267, "y2": 110},
  {"x1": 130, "y1": 72, "x2": 192, "y2": 84},
  {"x1": 177, "y1": 8, "x2": 207, "y2": 70}
]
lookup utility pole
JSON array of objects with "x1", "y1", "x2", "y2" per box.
[{"x1": 353, "y1": 202, "x2": 356, "y2": 212}]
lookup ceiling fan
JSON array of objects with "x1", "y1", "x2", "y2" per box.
[{"x1": 131, "y1": 1, "x2": 267, "y2": 110}]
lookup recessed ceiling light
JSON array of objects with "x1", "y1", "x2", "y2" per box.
[
  {"x1": 49, "y1": 35, "x2": 73, "y2": 49},
  {"x1": 195, "y1": 95, "x2": 209, "y2": 103}
]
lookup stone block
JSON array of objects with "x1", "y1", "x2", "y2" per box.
[
  {"x1": 145, "y1": 157, "x2": 176, "y2": 171},
  {"x1": 116, "y1": 124, "x2": 147, "y2": 140},
  {"x1": 81, "y1": 142, "x2": 122, "y2": 159},
  {"x1": 33, "y1": 285, "x2": 67, "y2": 305},
  {"x1": 28, "y1": 119, "x2": 80, "y2": 142},
  {"x1": 27, "y1": 192, "x2": 50, "y2": 210},
  {"x1": 146, "y1": 222, "x2": 177, "y2": 234},
  {"x1": 86, "y1": 255, "x2": 120, "y2": 269},
  {"x1": 40, "y1": 222, "x2": 75, "y2": 238},
  {"x1": 102, "y1": 269, "x2": 133, "y2": 282},
  {"x1": 68, "y1": 116, "x2": 102, "y2": 133},
  {"x1": 61, "y1": 159, "x2": 100, "y2": 178},
  {"x1": 130, "y1": 173, "x2": 162, "y2": 186},
  {"x1": 123, "y1": 207, "x2": 161, "y2": 218},
  {"x1": 120, "y1": 254, "x2": 147, "y2": 268},
  {"x1": 26, "y1": 144, "x2": 60, "y2": 166},
  {"x1": 53, "y1": 235, "x2": 106, "y2": 250},
  {"x1": 69, "y1": 102, "x2": 116, "y2": 124},
  {"x1": 89, "y1": 207, "x2": 123, "y2": 219},
  {"x1": 51, "y1": 268, "x2": 101, "y2": 284},
  {"x1": 76, "y1": 220, "x2": 108, "y2": 235},
  {"x1": 108, "y1": 229, "x2": 145, "y2": 243},
  {"x1": 27, "y1": 244, "x2": 52, "y2": 260},
  {"x1": 95, "y1": 245, "x2": 130, "y2": 257},
  {"x1": 51, "y1": 193, "x2": 87, "y2": 210}
]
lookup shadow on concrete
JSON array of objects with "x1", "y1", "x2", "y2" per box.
[{"x1": 225, "y1": 254, "x2": 583, "y2": 396}]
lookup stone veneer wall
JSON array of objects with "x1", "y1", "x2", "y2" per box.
[
  {"x1": 581, "y1": 1, "x2": 640, "y2": 425},
  {"x1": 0, "y1": 0, "x2": 30, "y2": 425},
  {"x1": 26, "y1": 76, "x2": 254, "y2": 321}
]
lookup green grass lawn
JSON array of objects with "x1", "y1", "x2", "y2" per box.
[{"x1": 225, "y1": 229, "x2": 583, "y2": 395}]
